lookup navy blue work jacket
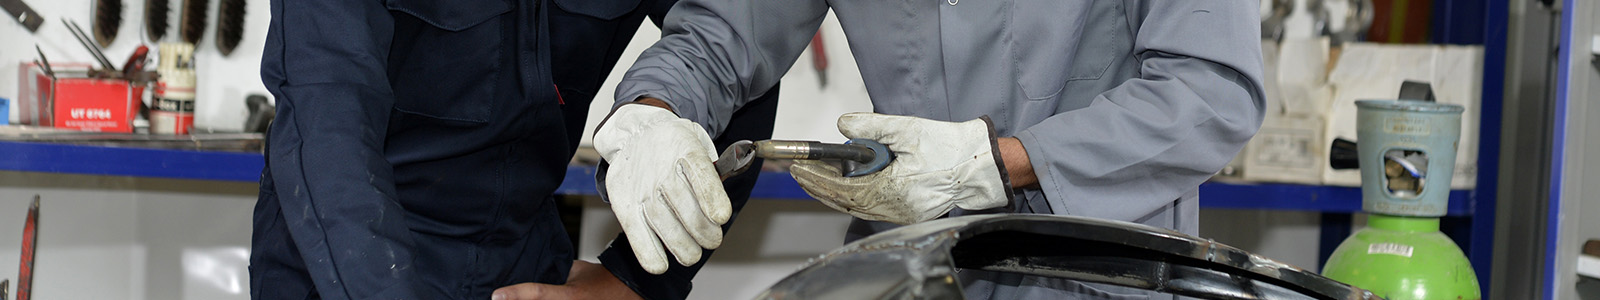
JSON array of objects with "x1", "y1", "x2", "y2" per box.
[{"x1": 249, "y1": 0, "x2": 778, "y2": 298}]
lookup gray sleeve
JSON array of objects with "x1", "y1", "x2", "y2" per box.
[
  {"x1": 1013, "y1": 0, "x2": 1266, "y2": 222},
  {"x1": 614, "y1": 0, "x2": 829, "y2": 136}
]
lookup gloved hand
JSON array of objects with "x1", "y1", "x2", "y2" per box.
[
  {"x1": 791, "y1": 113, "x2": 1013, "y2": 225},
  {"x1": 593, "y1": 104, "x2": 730, "y2": 274}
]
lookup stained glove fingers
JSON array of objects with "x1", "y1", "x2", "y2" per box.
[
  {"x1": 793, "y1": 160, "x2": 915, "y2": 221},
  {"x1": 789, "y1": 163, "x2": 856, "y2": 214},
  {"x1": 678, "y1": 158, "x2": 732, "y2": 224},
  {"x1": 813, "y1": 193, "x2": 896, "y2": 223},
  {"x1": 614, "y1": 201, "x2": 670, "y2": 274},
  {"x1": 663, "y1": 168, "x2": 724, "y2": 249},
  {"x1": 644, "y1": 192, "x2": 704, "y2": 267},
  {"x1": 790, "y1": 161, "x2": 867, "y2": 209}
]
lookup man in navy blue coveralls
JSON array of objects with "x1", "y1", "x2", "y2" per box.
[{"x1": 248, "y1": 0, "x2": 779, "y2": 298}]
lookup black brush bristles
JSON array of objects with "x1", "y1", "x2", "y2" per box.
[
  {"x1": 179, "y1": 0, "x2": 208, "y2": 44},
  {"x1": 215, "y1": 0, "x2": 244, "y2": 56},
  {"x1": 145, "y1": 0, "x2": 170, "y2": 41},
  {"x1": 93, "y1": 0, "x2": 123, "y2": 48}
]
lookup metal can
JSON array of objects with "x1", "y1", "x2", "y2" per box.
[
  {"x1": 152, "y1": 43, "x2": 196, "y2": 135},
  {"x1": 151, "y1": 78, "x2": 194, "y2": 134}
]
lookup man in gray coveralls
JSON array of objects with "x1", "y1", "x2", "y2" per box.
[{"x1": 509, "y1": 0, "x2": 1265, "y2": 299}]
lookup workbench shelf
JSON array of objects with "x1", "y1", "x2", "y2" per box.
[{"x1": 0, "y1": 140, "x2": 264, "y2": 182}]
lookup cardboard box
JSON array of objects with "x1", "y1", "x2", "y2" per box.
[
  {"x1": 1323, "y1": 43, "x2": 1482, "y2": 189},
  {"x1": 1243, "y1": 112, "x2": 1327, "y2": 184},
  {"x1": 53, "y1": 78, "x2": 141, "y2": 132},
  {"x1": 17, "y1": 63, "x2": 142, "y2": 133},
  {"x1": 16, "y1": 63, "x2": 56, "y2": 126},
  {"x1": 1239, "y1": 38, "x2": 1333, "y2": 185}
]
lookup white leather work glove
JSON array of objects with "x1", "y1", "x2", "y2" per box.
[
  {"x1": 593, "y1": 104, "x2": 730, "y2": 274},
  {"x1": 790, "y1": 113, "x2": 1014, "y2": 225}
]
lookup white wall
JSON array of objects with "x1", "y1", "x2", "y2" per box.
[
  {"x1": 578, "y1": 12, "x2": 872, "y2": 146},
  {"x1": 0, "y1": 171, "x2": 257, "y2": 300}
]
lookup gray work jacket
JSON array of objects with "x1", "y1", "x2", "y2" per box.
[{"x1": 615, "y1": 0, "x2": 1265, "y2": 298}]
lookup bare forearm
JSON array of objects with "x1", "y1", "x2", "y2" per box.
[{"x1": 999, "y1": 137, "x2": 1039, "y2": 189}]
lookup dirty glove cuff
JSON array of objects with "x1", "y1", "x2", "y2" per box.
[
  {"x1": 945, "y1": 116, "x2": 1014, "y2": 212},
  {"x1": 975, "y1": 116, "x2": 1017, "y2": 210}
]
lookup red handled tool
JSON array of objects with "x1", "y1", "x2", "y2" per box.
[
  {"x1": 16, "y1": 196, "x2": 38, "y2": 300},
  {"x1": 121, "y1": 45, "x2": 149, "y2": 78},
  {"x1": 810, "y1": 31, "x2": 828, "y2": 88}
]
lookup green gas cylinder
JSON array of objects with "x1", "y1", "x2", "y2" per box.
[
  {"x1": 1321, "y1": 100, "x2": 1480, "y2": 299},
  {"x1": 1321, "y1": 214, "x2": 1480, "y2": 299}
]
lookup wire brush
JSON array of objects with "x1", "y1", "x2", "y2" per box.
[
  {"x1": 93, "y1": 0, "x2": 123, "y2": 48},
  {"x1": 179, "y1": 0, "x2": 208, "y2": 44},
  {"x1": 145, "y1": 0, "x2": 170, "y2": 41},
  {"x1": 216, "y1": 0, "x2": 244, "y2": 56}
]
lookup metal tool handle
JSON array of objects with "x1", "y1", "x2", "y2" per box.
[
  {"x1": 1, "y1": 0, "x2": 43, "y2": 32},
  {"x1": 62, "y1": 18, "x2": 117, "y2": 71},
  {"x1": 714, "y1": 140, "x2": 757, "y2": 181},
  {"x1": 754, "y1": 140, "x2": 875, "y2": 163},
  {"x1": 755, "y1": 139, "x2": 894, "y2": 177},
  {"x1": 714, "y1": 139, "x2": 897, "y2": 180}
]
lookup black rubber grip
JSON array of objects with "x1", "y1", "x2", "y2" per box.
[
  {"x1": 803, "y1": 142, "x2": 877, "y2": 164},
  {"x1": 1329, "y1": 138, "x2": 1360, "y2": 170}
]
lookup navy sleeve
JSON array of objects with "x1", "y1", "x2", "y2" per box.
[
  {"x1": 644, "y1": 0, "x2": 675, "y2": 28},
  {"x1": 259, "y1": 0, "x2": 417, "y2": 298}
]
